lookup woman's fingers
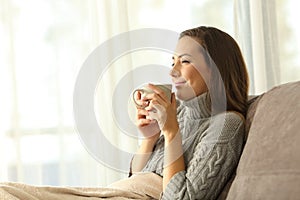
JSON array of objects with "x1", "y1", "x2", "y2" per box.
[
  {"x1": 134, "y1": 91, "x2": 149, "y2": 108},
  {"x1": 135, "y1": 99, "x2": 149, "y2": 108},
  {"x1": 136, "y1": 108, "x2": 154, "y2": 125},
  {"x1": 137, "y1": 108, "x2": 149, "y2": 118},
  {"x1": 134, "y1": 84, "x2": 175, "y2": 130},
  {"x1": 171, "y1": 92, "x2": 176, "y2": 109},
  {"x1": 137, "y1": 118, "x2": 152, "y2": 126},
  {"x1": 142, "y1": 84, "x2": 169, "y2": 103},
  {"x1": 136, "y1": 84, "x2": 171, "y2": 111},
  {"x1": 142, "y1": 93, "x2": 168, "y2": 109},
  {"x1": 147, "y1": 84, "x2": 168, "y2": 100}
]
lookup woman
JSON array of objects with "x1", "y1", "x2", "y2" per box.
[
  {"x1": 130, "y1": 26, "x2": 249, "y2": 199},
  {"x1": 0, "y1": 26, "x2": 248, "y2": 200}
]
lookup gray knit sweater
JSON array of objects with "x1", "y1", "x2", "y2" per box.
[{"x1": 136, "y1": 93, "x2": 245, "y2": 199}]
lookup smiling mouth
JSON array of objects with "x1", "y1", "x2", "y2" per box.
[{"x1": 175, "y1": 81, "x2": 186, "y2": 86}]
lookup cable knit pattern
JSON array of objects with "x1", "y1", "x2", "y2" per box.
[{"x1": 138, "y1": 93, "x2": 245, "y2": 199}]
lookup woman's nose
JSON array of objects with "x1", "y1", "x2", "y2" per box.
[
  {"x1": 170, "y1": 59, "x2": 181, "y2": 77},
  {"x1": 169, "y1": 68, "x2": 180, "y2": 78}
]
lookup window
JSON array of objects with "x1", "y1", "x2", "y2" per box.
[{"x1": 0, "y1": 0, "x2": 299, "y2": 187}]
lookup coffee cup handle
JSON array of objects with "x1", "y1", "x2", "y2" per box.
[{"x1": 132, "y1": 89, "x2": 146, "y2": 108}]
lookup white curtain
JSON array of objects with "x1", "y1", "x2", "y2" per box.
[
  {"x1": 235, "y1": 0, "x2": 300, "y2": 94},
  {"x1": 235, "y1": 0, "x2": 280, "y2": 94},
  {"x1": 0, "y1": 0, "x2": 299, "y2": 187}
]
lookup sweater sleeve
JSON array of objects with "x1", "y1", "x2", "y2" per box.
[{"x1": 161, "y1": 112, "x2": 245, "y2": 200}]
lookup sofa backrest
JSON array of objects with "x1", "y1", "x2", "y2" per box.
[{"x1": 225, "y1": 81, "x2": 300, "y2": 200}]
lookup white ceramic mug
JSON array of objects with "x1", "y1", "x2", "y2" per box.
[{"x1": 132, "y1": 84, "x2": 172, "y2": 108}]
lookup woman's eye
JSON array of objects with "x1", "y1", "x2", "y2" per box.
[{"x1": 171, "y1": 59, "x2": 190, "y2": 66}]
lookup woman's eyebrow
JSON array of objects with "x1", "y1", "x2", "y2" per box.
[{"x1": 172, "y1": 53, "x2": 192, "y2": 60}]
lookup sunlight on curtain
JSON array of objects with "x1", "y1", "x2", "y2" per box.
[
  {"x1": 235, "y1": 0, "x2": 300, "y2": 94},
  {"x1": 276, "y1": 0, "x2": 300, "y2": 84},
  {"x1": 1, "y1": 0, "x2": 298, "y2": 188},
  {"x1": 0, "y1": 0, "x2": 120, "y2": 186}
]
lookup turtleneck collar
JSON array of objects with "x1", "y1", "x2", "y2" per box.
[{"x1": 178, "y1": 92, "x2": 211, "y2": 119}]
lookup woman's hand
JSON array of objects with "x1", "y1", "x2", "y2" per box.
[
  {"x1": 135, "y1": 90, "x2": 161, "y2": 140},
  {"x1": 143, "y1": 83, "x2": 179, "y2": 141}
]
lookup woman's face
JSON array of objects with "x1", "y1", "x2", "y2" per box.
[{"x1": 170, "y1": 36, "x2": 211, "y2": 101}]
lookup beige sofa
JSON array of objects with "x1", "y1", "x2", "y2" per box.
[{"x1": 218, "y1": 81, "x2": 300, "y2": 200}]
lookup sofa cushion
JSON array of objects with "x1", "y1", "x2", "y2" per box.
[{"x1": 226, "y1": 81, "x2": 300, "y2": 200}]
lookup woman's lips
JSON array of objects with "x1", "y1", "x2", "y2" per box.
[{"x1": 174, "y1": 81, "x2": 186, "y2": 87}]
